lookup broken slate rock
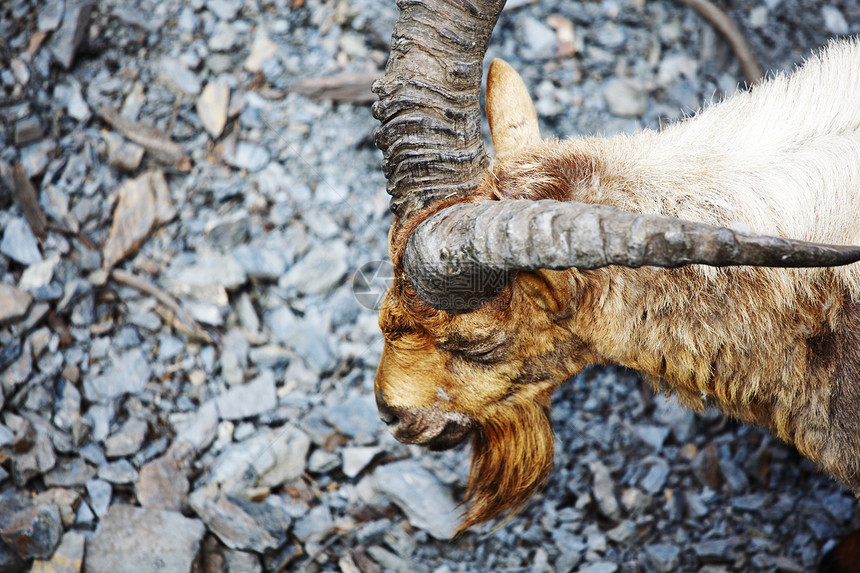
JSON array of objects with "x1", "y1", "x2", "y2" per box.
[
  {"x1": 0, "y1": 493, "x2": 62, "y2": 561},
  {"x1": 197, "y1": 81, "x2": 230, "y2": 138},
  {"x1": 83, "y1": 348, "x2": 151, "y2": 402},
  {"x1": 370, "y1": 461, "x2": 459, "y2": 540},
  {"x1": 342, "y1": 446, "x2": 381, "y2": 478},
  {"x1": 97, "y1": 459, "x2": 139, "y2": 484},
  {"x1": 43, "y1": 457, "x2": 96, "y2": 488},
  {"x1": 245, "y1": 31, "x2": 278, "y2": 72},
  {"x1": 1, "y1": 217, "x2": 43, "y2": 266},
  {"x1": 172, "y1": 400, "x2": 218, "y2": 452},
  {"x1": 31, "y1": 531, "x2": 85, "y2": 573},
  {"x1": 189, "y1": 490, "x2": 279, "y2": 553},
  {"x1": 223, "y1": 141, "x2": 271, "y2": 173},
  {"x1": 279, "y1": 243, "x2": 348, "y2": 295},
  {"x1": 105, "y1": 416, "x2": 148, "y2": 458},
  {"x1": 86, "y1": 479, "x2": 112, "y2": 518},
  {"x1": 159, "y1": 58, "x2": 202, "y2": 96},
  {"x1": 50, "y1": 0, "x2": 95, "y2": 69},
  {"x1": 0, "y1": 284, "x2": 32, "y2": 326},
  {"x1": 38, "y1": 0, "x2": 66, "y2": 32},
  {"x1": 86, "y1": 505, "x2": 206, "y2": 573},
  {"x1": 214, "y1": 371, "x2": 277, "y2": 420},
  {"x1": 136, "y1": 442, "x2": 194, "y2": 511},
  {"x1": 322, "y1": 394, "x2": 379, "y2": 446},
  {"x1": 102, "y1": 172, "x2": 157, "y2": 268}
]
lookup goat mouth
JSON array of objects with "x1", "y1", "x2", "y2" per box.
[
  {"x1": 377, "y1": 390, "x2": 474, "y2": 450},
  {"x1": 420, "y1": 419, "x2": 473, "y2": 451}
]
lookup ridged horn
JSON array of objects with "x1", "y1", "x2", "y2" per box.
[
  {"x1": 372, "y1": 0, "x2": 507, "y2": 221},
  {"x1": 404, "y1": 200, "x2": 860, "y2": 312}
]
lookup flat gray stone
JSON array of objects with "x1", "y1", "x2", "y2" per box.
[
  {"x1": 645, "y1": 544, "x2": 681, "y2": 573},
  {"x1": 342, "y1": 446, "x2": 381, "y2": 478},
  {"x1": 97, "y1": 459, "x2": 138, "y2": 484},
  {"x1": 85, "y1": 479, "x2": 111, "y2": 518},
  {"x1": 292, "y1": 504, "x2": 336, "y2": 543},
  {"x1": 231, "y1": 245, "x2": 286, "y2": 280},
  {"x1": 44, "y1": 458, "x2": 96, "y2": 488},
  {"x1": 207, "y1": 0, "x2": 242, "y2": 20},
  {"x1": 822, "y1": 5, "x2": 849, "y2": 35},
  {"x1": 589, "y1": 461, "x2": 621, "y2": 521},
  {"x1": 279, "y1": 243, "x2": 348, "y2": 295},
  {"x1": 214, "y1": 371, "x2": 277, "y2": 420},
  {"x1": 322, "y1": 394, "x2": 379, "y2": 446},
  {"x1": 370, "y1": 461, "x2": 458, "y2": 540},
  {"x1": 85, "y1": 505, "x2": 205, "y2": 573},
  {"x1": 173, "y1": 400, "x2": 218, "y2": 452},
  {"x1": 604, "y1": 78, "x2": 648, "y2": 118},
  {"x1": 38, "y1": 0, "x2": 65, "y2": 32},
  {"x1": 136, "y1": 442, "x2": 194, "y2": 511},
  {"x1": 83, "y1": 348, "x2": 151, "y2": 402},
  {"x1": 1, "y1": 218, "x2": 42, "y2": 266},
  {"x1": 159, "y1": 58, "x2": 202, "y2": 95},
  {"x1": 207, "y1": 426, "x2": 310, "y2": 494},
  {"x1": 224, "y1": 141, "x2": 271, "y2": 173},
  {"x1": 105, "y1": 417, "x2": 148, "y2": 458}
]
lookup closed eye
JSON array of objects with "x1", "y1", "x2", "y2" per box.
[{"x1": 439, "y1": 339, "x2": 508, "y2": 363}]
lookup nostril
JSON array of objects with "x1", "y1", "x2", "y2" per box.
[{"x1": 375, "y1": 390, "x2": 399, "y2": 426}]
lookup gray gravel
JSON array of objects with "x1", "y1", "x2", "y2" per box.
[{"x1": 0, "y1": 0, "x2": 858, "y2": 571}]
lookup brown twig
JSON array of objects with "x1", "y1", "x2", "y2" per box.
[
  {"x1": 109, "y1": 268, "x2": 208, "y2": 340},
  {"x1": 675, "y1": 0, "x2": 763, "y2": 85},
  {"x1": 10, "y1": 162, "x2": 48, "y2": 239},
  {"x1": 97, "y1": 107, "x2": 192, "y2": 171}
]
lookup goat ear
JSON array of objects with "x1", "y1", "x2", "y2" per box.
[
  {"x1": 486, "y1": 59, "x2": 541, "y2": 155},
  {"x1": 515, "y1": 270, "x2": 566, "y2": 313}
]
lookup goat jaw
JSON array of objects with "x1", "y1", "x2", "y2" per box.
[{"x1": 376, "y1": 390, "x2": 474, "y2": 451}]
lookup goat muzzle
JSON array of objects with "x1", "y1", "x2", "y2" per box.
[{"x1": 376, "y1": 390, "x2": 474, "y2": 451}]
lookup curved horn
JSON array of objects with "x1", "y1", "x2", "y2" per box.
[
  {"x1": 404, "y1": 200, "x2": 860, "y2": 311},
  {"x1": 372, "y1": 0, "x2": 506, "y2": 221}
]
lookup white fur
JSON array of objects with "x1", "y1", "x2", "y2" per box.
[{"x1": 566, "y1": 38, "x2": 860, "y2": 296}]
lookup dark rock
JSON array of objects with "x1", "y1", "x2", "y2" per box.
[
  {"x1": 0, "y1": 494, "x2": 62, "y2": 560},
  {"x1": 691, "y1": 444, "x2": 723, "y2": 489}
]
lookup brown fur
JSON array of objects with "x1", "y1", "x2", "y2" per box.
[{"x1": 376, "y1": 43, "x2": 860, "y2": 531}]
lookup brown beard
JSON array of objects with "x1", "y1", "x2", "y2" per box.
[{"x1": 457, "y1": 398, "x2": 555, "y2": 534}]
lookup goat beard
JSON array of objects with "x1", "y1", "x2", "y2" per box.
[{"x1": 457, "y1": 397, "x2": 555, "y2": 535}]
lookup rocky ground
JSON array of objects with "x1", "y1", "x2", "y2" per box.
[{"x1": 0, "y1": 0, "x2": 858, "y2": 571}]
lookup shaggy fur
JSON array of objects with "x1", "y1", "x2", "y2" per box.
[{"x1": 376, "y1": 39, "x2": 860, "y2": 530}]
